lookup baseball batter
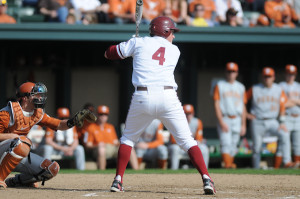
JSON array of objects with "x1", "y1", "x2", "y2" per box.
[
  {"x1": 169, "y1": 104, "x2": 209, "y2": 169},
  {"x1": 247, "y1": 67, "x2": 293, "y2": 169},
  {"x1": 104, "y1": 16, "x2": 215, "y2": 195},
  {"x1": 213, "y1": 62, "x2": 247, "y2": 169},
  {"x1": 279, "y1": 64, "x2": 300, "y2": 167},
  {"x1": 0, "y1": 82, "x2": 96, "y2": 188},
  {"x1": 135, "y1": 119, "x2": 168, "y2": 169}
]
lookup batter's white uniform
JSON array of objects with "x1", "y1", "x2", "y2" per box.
[
  {"x1": 279, "y1": 81, "x2": 300, "y2": 158},
  {"x1": 116, "y1": 36, "x2": 198, "y2": 152},
  {"x1": 214, "y1": 80, "x2": 246, "y2": 157},
  {"x1": 248, "y1": 83, "x2": 291, "y2": 168}
]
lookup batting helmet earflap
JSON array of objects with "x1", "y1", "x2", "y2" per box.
[
  {"x1": 57, "y1": 107, "x2": 70, "y2": 118},
  {"x1": 149, "y1": 16, "x2": 180, "y2": 38}
]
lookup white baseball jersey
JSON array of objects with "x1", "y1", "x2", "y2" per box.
[
  {"x1": 116, "y1": 36, "x2": 180, "y2": 89},
  {"x1": 214, "y1": 80, "x2": 245, "y2": 116},
  {"x1": 250, "y1": 83, "x2": 285, "y2": 119},
  {"x1": 279, "y1": 81, "x2": 300, "y2": 115},
  {"x1": 215, "y1": 0, "x2": 244, "y2": 19},
  {"x1": 188, "y1": 117, "x2": 202, "y2": 138}
]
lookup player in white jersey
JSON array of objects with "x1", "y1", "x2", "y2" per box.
[
  {"x1": 104, "y1": 16, "x2": 215, "y2": 195},
  {"x1": 247, "y1": 67, "x2": 294, "y2": 169},
  {"x1": 135, "y1": 119, "x2": 168, "y2": 169},
  {"x1": 279, "y1": 64, "x2": 300, "y2": 167},
  {"x1": 213, "y1": 62, "x2": 247, "y2": 169}
]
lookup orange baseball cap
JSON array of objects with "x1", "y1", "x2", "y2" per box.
[
  {"x1": 183, "y1": 104, "x2": 194, "y2": 114},
  {"x1": 97, "y1": 105, "x2": 109, "y2": 114},
  {"x1": 262, "y1": 67, "x2": 275, "y2": 76},
  {"x1": 57, "y1": 107, "x2": 70, "y2": 118},
  {"x1": 285, "y1": 64, "x2": 297, "y2": 74},
  {"x1": 226, "y1": 62, "x2": 238, "y2": 72}
]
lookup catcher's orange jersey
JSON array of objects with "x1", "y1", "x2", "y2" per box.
[
  {"x1": 85, "y1": 123, "x2": 118, "y2": 146},
  {"x1": 0, "y1": 102, "x2": 61, "y2": 136}
]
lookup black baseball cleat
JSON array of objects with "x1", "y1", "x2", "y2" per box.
[
  {"x1": 5, "y1": 177, "x2": 38, "y2": 188},
  {"x1": 203, "y1": 178, "x2": 216, "y2": 195},
  {"x1": 110, "y1": 179, "x2": 124, "y2": 192}
]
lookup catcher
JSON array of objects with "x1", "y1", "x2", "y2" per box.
[{"x1": 0, "y1": 82, "x2": 96, "y2": 189}]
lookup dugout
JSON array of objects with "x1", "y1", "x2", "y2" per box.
[{"x1": 1, "y1": 24, "x2": 300, "y2": 142}]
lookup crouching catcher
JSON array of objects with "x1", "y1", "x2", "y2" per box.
[{"x1": 0, "y1": 82, "x2": 97, "y2": 188}]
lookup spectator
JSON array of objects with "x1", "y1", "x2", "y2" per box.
[
  {"x1": 108, "y1": 0, "x2": 135, "y2": 24},
  {"x1": 82, "y1": 13, "x2": 98, "y2": 24},
  {"x1": 66, "y1": 13, "x2": 76, "y2": 24},
  {"x1": 85, "y1": 105, "x2": 138, "y2": 170},
  {"x1": 135, "y1": 119, "x2": 168, "y2": 169},
  {"x1": 215, "y1": 0, "x2": 244, "y2": 26},
  {"x1": 71, "y1": 0, "x2": 109, "y2": 23},
  {"x1": 186, "y1": 4, "x2": 213, "y2": 27},
  {"x1": 264, "y1": 0, "x2": 298, "y2": 28},
  {"x1": 0, "y1": 0, "x2": 16, "y2": 24},
  {"x1": 142, "y1": 0, "x2": 166, "y2": 24},
  {"x1": 213, "y1": 62, "x2": 247, "y2": 169},
  {"x1": 246, "y1": 67, "x2": 294, "y2": 169},
  {"x1": 220, "y1": 8, "x2": 241, "y2": 26},
  {"x1": 279, "y1": 65, "x2": 300, "y2": 167},
  {"x1": 38, "y1": 0, "x2": 74, "y2": 23},
  {"x1": 188, "y1": 0, "x2": 216, "y2": 22},
  {"x1": 287, "y1": 0, "x2": 300, "y2": 24},
  {"x1": 165, "y1": 0, "x2": 187, "y2": 24},
  {"x1": 41, "y1": 107, "x2": 86, "y2": 170},
  {"x1": 169, "y1": 104, "x2": 209, "y2": 169},
  {"x1": 253, "y1": 14, "x2": 270, "y2": 27}
]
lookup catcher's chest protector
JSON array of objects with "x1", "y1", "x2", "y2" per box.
[{"x1": 6, "y1": 102, "x2": 44, "y2": 135}]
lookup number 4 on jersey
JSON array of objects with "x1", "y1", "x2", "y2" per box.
[{"x1": 152, "y1": 47, "x2": 166, "y2": 65}]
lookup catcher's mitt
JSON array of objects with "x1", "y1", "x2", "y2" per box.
[{"x1": 67, "y1": 109, "x2": 97, "y2": 128}]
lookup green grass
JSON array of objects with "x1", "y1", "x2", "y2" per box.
[{"x1": 59, "y1": 168, "x2": 300, "y2": 175}]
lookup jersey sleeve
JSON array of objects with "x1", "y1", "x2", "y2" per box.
[
  {"x1": 39, "y1": 114, "x2": 61, "y2": 130},
  {"x1": 213, "y1": 84, "x2": 220, "y2": 101},
  {"x1": 118, "y1": 38, "x2": 136, "y2": 59},
  {"x1": 243, "y1": 92, "x2": 248, "y2": 104},
  {"x1": 45, "y1": 127, "x2": 55, "y2": 139},
  {"x1": 147, "y1": 123, "x2": 164, "y2": 149},
  {"x1": 194, "y1": 119, "x2": 203, "y2": 142},
  {"x1": 280, "y1": 90, "x2": 288, "y2": 114},
  {"x1": 0, "y1": 111, "x2": 10, "y2": 134},
  {"x1": 246, "y1": 87, "x2": 253, "y2": 102}
]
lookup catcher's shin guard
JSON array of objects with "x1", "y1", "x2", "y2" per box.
[
  {"x1": 39, "y1": 159, "x2": 60, "y2": 185},
  {"x1": 0, "y1": 136, "x2": 31, "y2": 188}
]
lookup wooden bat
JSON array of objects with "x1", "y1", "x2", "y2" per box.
[{"x1": 135, "y1": 0, "x2": 143, "y2": 37}]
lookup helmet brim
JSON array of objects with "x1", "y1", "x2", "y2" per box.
[{"x1": 171, "y1": 28, "x2": 180, "y2": 33}]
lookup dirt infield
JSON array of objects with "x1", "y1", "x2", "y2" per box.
[{"x1": 1, "y1": 173, "x2": 300, "y2": 199}]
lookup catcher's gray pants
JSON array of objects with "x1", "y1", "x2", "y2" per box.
[
  {"x1": 42, "y1": 144, "x2": 85, "y2": 170},
  {"x1": 250, "y1": 118, "x2": 291, "y2": 168}
]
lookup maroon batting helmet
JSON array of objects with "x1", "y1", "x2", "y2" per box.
[{"x1": 149, "y1": 16, "x2": 180, "y2": 38}]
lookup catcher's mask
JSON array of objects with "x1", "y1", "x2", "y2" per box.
[{"x1": 17, "y1": 82, "x2": 48, "y2": 109}]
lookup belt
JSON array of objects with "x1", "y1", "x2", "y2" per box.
[
  {"x1": 291, "y1": 114, "x2": 299, "y2": 117},
  {"x1": 136, "y1": 86, "x2": 174, "y2": 91},
  {"x1": 227, "y1": 115, "x2": 237, "y2": 119}
]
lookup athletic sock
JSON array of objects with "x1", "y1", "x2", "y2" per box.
[
  {"x1": 188, "y1": 145, "x2": 211, "y2": 181},
  {"x1": 115, "y1": 144, "x2": 132, "y2": 183}
]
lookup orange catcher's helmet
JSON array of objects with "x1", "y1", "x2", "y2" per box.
[
  {"x1": 183, "y1": 104, "x2": 194, "y2": 114},
  {"x1": 57, "y1": 107, "x2": 70, "y2": 118},
  {"x1": 16, "y1": 82, "x2": 35, "y2": 98},
  {"x1": 97, "y1": 105, "x2": 110, "y2": 115},
  {"x1": 149, "y1": 16, "x2": 180, "y2": 38}
]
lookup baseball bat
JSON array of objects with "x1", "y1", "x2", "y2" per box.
[{"x1": 135, "y1": 0, "x2": 143, "y2": 37}]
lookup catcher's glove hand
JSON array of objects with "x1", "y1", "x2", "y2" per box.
[{"x1": 67, "y1": 109, "x2": 97, "y2": 128}]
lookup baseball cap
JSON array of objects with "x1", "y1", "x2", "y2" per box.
[
  {"x1": 285, "y1": 64, "x2": 297, "y2": 74},
  {"x1": 262, "y1": 67, "x2": 275, "y2": 76},
  {"x1": 226, "y1": 62, "x2": 238, "y2": 72},
  {"x1": 57, "y1": 107, "x2": 70, "y2": 118},
  {"x1": 0, "y1": 0, "x2": 7, "y2": 5},
  {"x1": 183, "y1": 104, "x2": 194, "y2": 114},
  {"x1": 97, "y1": 105, "x2": 109, "y2": 115}
]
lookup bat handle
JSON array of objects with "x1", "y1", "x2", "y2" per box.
[{"x1": 136, "y1": 23, "x2": 140, "y2": 37}]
